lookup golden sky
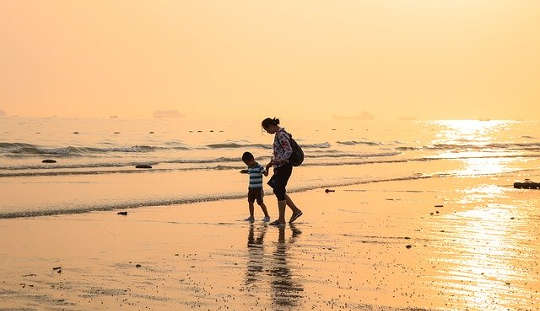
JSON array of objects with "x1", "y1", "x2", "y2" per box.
[{"x1": 1, "y1": 1, "x2": 539, "y2": 120}]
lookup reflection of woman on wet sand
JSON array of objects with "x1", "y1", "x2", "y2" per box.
[
  {"x1": 245, "y1": 224, "x2": 267, "y2": 286},
  {"x1": 269, "y1": 224, "x2": 303, "y2": 308}
]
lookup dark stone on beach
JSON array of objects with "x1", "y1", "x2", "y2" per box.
[
  {"x1": 117, "y1": 211, "x2": 128, "y2": 216},
  {"x1": 57, "y1": 269, "x2": 62, "y2": 274},
  {"x1": 136, "y1": 264, "x2": 141, "y2": 268},
  {"x1": 52, "y1": 267, "x2": 61, "y2": 271},
  {"x1": 189, "y1": 130, "x2": 193, "y2": 133},
  {"x1": 175, "y1": 253, "x2": 179, "y2": 256},
  {"x1": 325, "y1": 189, "x2": 335, "y2": 193},
  {"x1": 510, "y1": 217, "x2": 515, "y2": 220},
  {"x1": 135, "y1": 164, "x2": 152, "y2": 169},
  {"x1": 406, "y1": 245, "x2": 412, "y2": 249},
  {"x1": 430, "y1": 212, "x2": 434, "y2": 216},
  {"x1": 434, "y1": 205, "x2": 443, "y2": 208},
  {"x1": 73, "y1": 131, "x2": 79, "y2": 134},
  {"x1": 197, "y1": 130, "x2": 203, "y2": 133},
  {"x1": 514, "y1": 181, "x2": 540, "y2": 189},
  {"x1": 149, "y1": 131, "x2": 154, "y2": 134},
  {"x1": 435, "y1": 211, "x2": 439, "y2": 214},
  {"x1": 42, "y1": 159, "x2": 56, "y2": 163},
  {"x1": 114, "y1": 131, "x2": 120, "y2": 134},
  {"x1": 209, "y1": 130, "x2": 214, "y2": 132},
  {"x1": 219, "y1": 130, "x2": 224, "y2": 133}
]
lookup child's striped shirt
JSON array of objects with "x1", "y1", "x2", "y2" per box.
[{"x1": 247, "y1": 163, "x2": 265, "y2": 188}]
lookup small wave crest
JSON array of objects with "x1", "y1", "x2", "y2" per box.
[
  {"x1": 0, "y1": 151, "x2": 399, "y2": 172},
  {"x1": 0, "y1": 142, "x2": 190, "y2": 157},
  {"x1": 336, "y1": 140, "x2": 380, "y2": 146},
  {"x1": 206, "y1": 142, "x2": 331, "y2": 149}
]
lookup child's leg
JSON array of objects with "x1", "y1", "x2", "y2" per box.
[
  {"x1": 249, "y1": 201, "x2": 255, "y2": 219},
  {"x1": 257, "y1": 201, "x2": 270, "y2": 218},
  {"x1": 256, "y1": 190, "x2": 270, "y2": 218}
]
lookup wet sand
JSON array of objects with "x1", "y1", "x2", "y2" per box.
[{"x1": 0, "y1": 173, "x2": 539, "y2": 310}]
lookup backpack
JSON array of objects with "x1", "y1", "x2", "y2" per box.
[{"x1": 286, "y1": 133, "x2": 304, "y2": 166}]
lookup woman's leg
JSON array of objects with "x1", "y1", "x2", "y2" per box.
[
  {"x1": 277, "y1": 199, "x2": 287, "y2": 224},
  {"x1": 270, "y1": 182, "x2": 287, "y2": 225},
  {"x1": 285, "y1": 194, "x2": 300, "y2": 213},
  {"x1": 270, "y1": 165, "x2": 295, "y2": 225},
  {"x1": 287, "y1": 194, "x2": 303, "y2": 223}
]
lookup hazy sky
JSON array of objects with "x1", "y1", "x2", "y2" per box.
[{"x1": 1, "y1": 1, "x2": 539, "y2": 120}]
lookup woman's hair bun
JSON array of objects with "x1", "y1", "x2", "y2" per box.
[{"x1": 262, "y1": 117, "x2": 280, "y2": 128}]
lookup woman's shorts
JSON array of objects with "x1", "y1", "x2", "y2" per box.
[{"x1": 268, "y1": 164, "x2": 292, "y2": 201}]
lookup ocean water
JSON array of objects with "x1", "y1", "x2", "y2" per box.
[{"x1": 1, "y1": 117, "x2": 539, "y2": 218}]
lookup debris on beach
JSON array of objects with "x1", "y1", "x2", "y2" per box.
[
  {"x1": 117, "y1": 211, "x2": 128, "y2": 216},
  {"x1": 42, "y1": 159, "x2": 56, "y2": 163},
  {"x1": 135, "y1": 264, "x2": 141, "y2": 268},
  {"x1": 22, "y1": 273, "x2": 36, "y2": 277},
  {"x1": 434, "y1": 204, "x2": 443, "y2": 208},
  {"x1": 114, "y1": 131, "x2": 120, "y2": 134},
  {"x1": 149, "y1": 131, "x2": 154, "y2": 134},
  {"x1": 514, "y1": 181, "x2": 540, "y2": 189},
  {"x1": 406, "y1": 245, "x2": 412, "y2": 249},
  {"x1": 52, "y1": 267, "x2": 61, "y2": 271},
  {"x1": 135, "y1": 164, "x2": 152, "y2": 169},
  {"x1": 325, "y1": 189, "x2": 335, "y2": 193},
  {"x1": 73, "y1": 131, "x2": 79, "y2": 134}
]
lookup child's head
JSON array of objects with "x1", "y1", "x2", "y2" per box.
[{"x1": 242, "y1": 152, "x2": 255, "y2": 165}]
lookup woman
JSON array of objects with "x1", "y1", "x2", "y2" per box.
[{"x1": 262, "y1": 117, "x2": 303, "y2": 226}]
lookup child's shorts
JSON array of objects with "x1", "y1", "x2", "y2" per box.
[{"x1": 248, "y1": 187, "x2": 264, "y2": 204}]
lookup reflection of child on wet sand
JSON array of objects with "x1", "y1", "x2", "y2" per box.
[{"x1": 240, "y1": 152, "x2": 270, "y2": 223}]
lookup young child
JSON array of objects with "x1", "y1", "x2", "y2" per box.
[{"x1": 241, "y1": 152, "x2": 270, "y2": 223}]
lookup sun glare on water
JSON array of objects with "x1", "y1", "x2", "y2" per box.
[{"x1": 432, "y1": 120, "x2": 516, "y2": 176}]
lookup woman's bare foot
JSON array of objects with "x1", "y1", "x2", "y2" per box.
[
  {"x1": 269, "y1": 220, "x2": 286, "y2": 226},
  {"x1": 289, "y1": 210, "x2": 303, "y2": 223}
]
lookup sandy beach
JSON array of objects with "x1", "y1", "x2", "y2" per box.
[{"x1": 1, "y1": 172, "x2": 538, "y2": 310}]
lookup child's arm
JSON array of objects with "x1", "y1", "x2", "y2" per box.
[{"x1": 240, "y1": 169, "x2": 248, "y2": 174}]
